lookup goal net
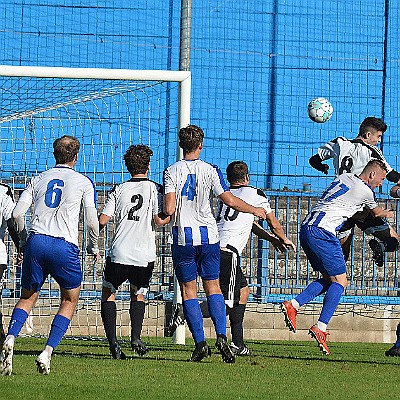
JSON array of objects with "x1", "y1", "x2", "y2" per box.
[{"x1": 0, "y1": 65, "x2": 190, "y2": 341}]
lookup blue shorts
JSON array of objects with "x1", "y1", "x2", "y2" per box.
[
  {"x1": 171, "y1": 243, "x2": 220, "y2": 283},
  {"x1": 22, "y1": 233, "x2": 82, "y2": 291},
  {"x1": 300, "y1": 225, "x2": 346, "y2": 276}
]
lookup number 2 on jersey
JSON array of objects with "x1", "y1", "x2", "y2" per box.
[
  {"x1": 44, "y1": 179, "x2": 64, "y2": 208},
  {"x1": 128, "y1": 194, "x2": 144, "y2": 220},
  {"x1": 181, "y1": 174, "x2": 196, "y2": 201}
]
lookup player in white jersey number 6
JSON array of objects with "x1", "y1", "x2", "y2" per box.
[
  {"x1": 164, "y1": 125, "x2": 267, "y2": 363},
  {"x1": 282, "y1": 159, "x2": 393, "y2": 356},
  {"x1": 0, "y1": 136, "x2": 99, "y2": 376}
]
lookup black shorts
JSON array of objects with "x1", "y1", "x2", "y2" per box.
[
  {"x1": 219, "y1": 247, "x2": 248, "y2": 308},
  {"x1": 103, "y1": 256, "x2": 154, "y2": 294}
]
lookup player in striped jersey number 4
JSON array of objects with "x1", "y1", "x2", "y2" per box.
[{"x1": 164, "y1": 125, "x2": 267, "y2": 363}]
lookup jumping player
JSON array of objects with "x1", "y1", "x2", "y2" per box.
[
  {"x1": 163, "y1": 125, "x2": 267, "y2": 363},
  {"x1": 0, "y1": 135, "x2": 99, "y2": 375},
  {"x1": 282, "y1": 159, "x2": 393, "y2": 355},
  {"x1": 99, "y1": 144, "x2": 170, "y2": 359},
  {"x1": 309, "y1": 117, "x2": 400, "y2": 266}
]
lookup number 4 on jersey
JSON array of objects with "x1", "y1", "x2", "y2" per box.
[{"x1": 181, "y1": 174, "x2": 196, "y2": 200}]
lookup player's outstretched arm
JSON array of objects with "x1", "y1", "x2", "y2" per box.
[
  {"x1": 219, "y1": 191, "x2": 267, "y2": 220},
  {"x1": 252, "y1": 222, "x2": 288, "y2": 252},
  {"x1": 154, "y1": 212, "x2": 171, "y2": 227},
  {"x1": 370, "y1": 205, "x2": 395, "y2": 220},
  {"x1": 309, "y1": 154, "x2": 329, "y2": 174},
  {"x1": 390, "y1": 184, "x2": 400, "y2": 198},
  {"x1": 264, "y1": 212, "x2": 296, "y2": 252}
]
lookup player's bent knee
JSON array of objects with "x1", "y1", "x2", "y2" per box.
[{"x1": 383, "y1": 237, "x2": 399, "y2": 252}]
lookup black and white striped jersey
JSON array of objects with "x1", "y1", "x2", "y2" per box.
[
  {"x1": 101, "y1": 178, "x2": 162, "y2": 266},
  {"x1": 317, "y1": 137, "x2": 392, "y2": 176}
]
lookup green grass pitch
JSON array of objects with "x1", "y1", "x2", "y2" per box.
[{"x1": 1, "y1": 337, "x2": 399, "y2": 399}]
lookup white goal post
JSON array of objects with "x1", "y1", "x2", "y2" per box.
[{"x1": 0, "y1": 65, "x2": 190, "y2": 344}]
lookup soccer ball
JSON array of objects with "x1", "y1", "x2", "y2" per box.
[{"x1": 307, "y1": 97, "x2": 333, "y2": 123}]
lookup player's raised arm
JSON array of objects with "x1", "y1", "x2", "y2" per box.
[
  {"x1": 218, "y1": 191, "x2": 267, "y2": 220},
  {"x1": 309, "y1": 153, "x2": 329, "y2": 174}
]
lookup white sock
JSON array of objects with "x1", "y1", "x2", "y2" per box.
[
  {"x1": 43, "y1": 345, "x2": 53, "y2": 358},
  {"x1": 4, "y1": 335, "x2": 15, "y2": 346},
  {"x1": 291, "y1": 299, "x2": 300, "y2": 310},
  {"x1": 317, "y1": 321, "x2": 327, "y2": 332}
]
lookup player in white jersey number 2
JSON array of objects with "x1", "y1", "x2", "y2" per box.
[
  {"x1": 282, "y1": 159, "x2": 393, "y2": 356},
  {"x1": 164, "y1": 125, "x2": 267, "y2": 363},
  {"x1": 213, "y1": 161, "x2": 295, "y2": 355},
  {"x1": 99, "y1": 145, "x2": 170, "y2": 360},
  {"x1": 309, "y1": 117, "x2": 400, "y2": 267},
  {"x1": 0, "y1": 136, "x2": 99, "y2": 376}
]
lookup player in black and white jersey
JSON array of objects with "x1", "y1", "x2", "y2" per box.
[
  {"x1": 309, "y1": 116, "x2": 400, "y2": 266},
  {"x1": 164, "y1": 125, "x2": 267, "y2": 363},
  {"x1": 99, "y1": 144, "x2": 170, "y2": 360},
  {"x1": 0, "y1": 136, "x2": 99, "y2": 376},
  {"x1": 0, "y1": 184, "x2": 22, "y2": 346},
  {"x1": 282, "y1": 159, "x2": 393, "y2": 355},
  {"x1": 214, "y1": 161, "x2": 295, "y2": 355}
]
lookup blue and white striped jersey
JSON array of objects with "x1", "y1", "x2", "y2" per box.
[
  {"x1": 317, "y1": 137, "x2": 392, "y2": 176},
  {"x1": 164, "y1": 159, "x2": 229, "y2": 246},
  {"x1": 18, "y1": 165, "x2": 97, "y2": 247},
  {"x1": 101, "y1": 178, "x2": 162, "y2": 266},
  {"x1": 302, "y1": 173, "x2": 378, "y2": 234},
  {"x1": 0, "y1": 184, "x2": 15, "y2": 264},
  {"x1": 217, "y1": 185, "x2": 272, "y2": 255}
]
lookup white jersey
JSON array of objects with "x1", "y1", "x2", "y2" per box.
[
  {"x1": 164, "y1": 159, "x2": 229, "y2": 246},
  {"x1": 0, "y1": 184, "x2": 15, "y2": 265},
  {"x1": 217, "y1": 185, "x2": 272, "y2": 255},
  {"x1": 18, "y1": 165, "x2": 97, "y2": 247},
  {"x1": 302, "y1": 173, "x2": 378, "y2": 234},
  {"x1": 317, "y1": 137, "x2": 392, "y2": 176},
  {"x1": 102, "y1": 178, "x2": 162, "y2": 266}
]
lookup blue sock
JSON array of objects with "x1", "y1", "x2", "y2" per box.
[
  {"x1": 319, "y1": 282, "x2": 344, "y2": 325},
  {"x1": 8, "y1": 308, "x2": 28, "y2": 337},
  {"x1": 46, "y1": 314, "x2": 71, "y2": 350},
  {"x1": 295, "y1": 278, "x2": 331, "y2": 307},
  {"x1": 183, "y1": 299, "x2": 205, "y2": 345},
  {"x1": 395, "y1": 323, "x2": 400, "y2": 347},
  {"x1": 207, "y1": 293, "x2": 227, "y2": 336}
]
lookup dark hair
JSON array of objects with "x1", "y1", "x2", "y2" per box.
[
  {"x1": 124, "y1": 144, "x2": 153, "y2": 176},
  {"x1": 362, "y1": 158, "x2": 388, "y2": 174},
  {"x1": 359, "y1": 117, "x2": 387, "y2": 138},
  {"x1": 178, "y1": 125, "x2": 204, "y2": 153},
  {"x1": 226, "y1": 161, "x2": 249, "y2": 184},
  {"x1": 53, "y1": 135, "x2": 80, "y2": 164}
]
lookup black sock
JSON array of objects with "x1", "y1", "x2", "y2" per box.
[
  {"x1": 0, "y1": 312, "x2": 4, "y2": 334},
  {"x1": 101, "y1": 301, "x2": 117, "y2": 345},
  {"x1": 229, "y1": 304, "x2": 246, "y2": 347},
  {"x1": 130, "y1": 301, "x2": 145, "y2": 341}
]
